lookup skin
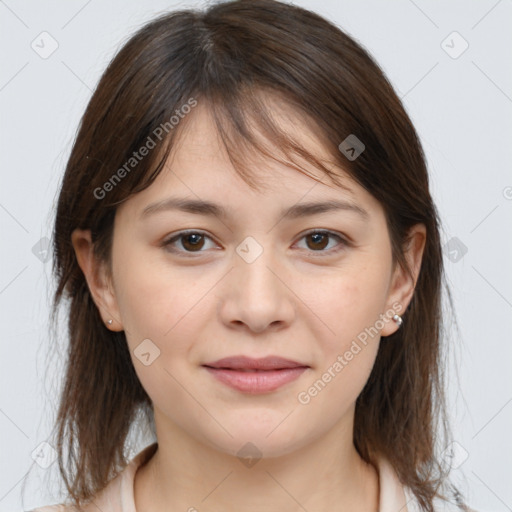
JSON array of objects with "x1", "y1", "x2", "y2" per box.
[{"x1": 72, "y1": 101, "x2": 426, "y2": 512}]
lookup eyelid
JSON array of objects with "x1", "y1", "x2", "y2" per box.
[
  {"x1": 297, "y1": 228, "x2": 351, "y2": 244},
  {"x1": 161, "y1": 229, "x2": 219, "y2": 254},
  {"x1": 161, "y1": 228, "x2": 350, "y2": 255},
  {"x1": 294, "y1": 229, "x2": 350, "y2": 255}
]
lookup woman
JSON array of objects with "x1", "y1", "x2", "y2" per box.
[{"x1": 30, "y1": 0, "x2": 475, "y2": 510}]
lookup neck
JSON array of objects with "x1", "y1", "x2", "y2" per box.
[{"x1": 134, "y1": 409, "x2": 379, "y2": 512}]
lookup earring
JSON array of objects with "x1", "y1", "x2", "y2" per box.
[
  {"x1": 107, "y1": 319, "x2": 113, "y2": 325},
  {"x1": 392, "y1": 314, "x2": 403, "y2": 328}
]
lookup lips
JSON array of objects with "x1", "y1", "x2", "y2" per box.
[
  {"x1": 203, "y1": 355, "x2": 308, "y2": 371},
  {"x1": 202, "y1": 355, "x2": 310, "y2": 393}
]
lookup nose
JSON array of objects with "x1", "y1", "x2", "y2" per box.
[{"x1": 217, "y1": 245, "x2": 296, "y2": 334}]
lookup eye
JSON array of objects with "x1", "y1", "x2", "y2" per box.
[
  {"x1": 295, "y1": 230, "x2": 348, "y2": 254},
  {"x1": 161, "y1": 230, "x2": 218, "y2": 254},
  {"x1": 161, "y1": 229, "x2": 349, "y2": 256}
]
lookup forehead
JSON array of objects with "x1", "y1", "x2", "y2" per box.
[
  {"x1": 116, "y1": 98, "x2": 383, "y2": 221},
  {"x1": 166, "y1": 99, "x2": 352, "y2": 190},
  {"x1": 178, "y1": 97, "x2": 331, "y2": 153}
]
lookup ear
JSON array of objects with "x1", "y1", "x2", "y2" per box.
[
  {"x1": 71, "y1": 228, "x2": 123, "y2": 331},
  {"x1": 380, "y1": 223, "x2": 426, "y2": 336}
]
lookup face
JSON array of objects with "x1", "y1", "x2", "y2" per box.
[{"x1": 78, "y1": 101, "x2": 420, "y2": 459}]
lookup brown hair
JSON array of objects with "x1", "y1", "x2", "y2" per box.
[{"x1": 36, "y1": 0, "x2": 468, "y2": 510}]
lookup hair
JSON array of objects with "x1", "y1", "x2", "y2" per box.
[{"x1": 37, "y1": 0, "x2": 469, "y2": 510}]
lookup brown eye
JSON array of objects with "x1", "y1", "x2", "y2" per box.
[
  {"x1": 162, "y1": 231, "x2": 216, "y2": 254},
  {"x1": 180, "y1": 233, "x2": 205, "y2": 251},
  {"x1": 305, "y1": 232, "x2": 330, "y2": 251},
  {"x1": 296, "y1": 230, "x2": 348, "y2": 255}
]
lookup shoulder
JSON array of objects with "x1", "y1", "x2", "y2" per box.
[
  {"x1": 30, "y1": 442, "x2": 158, "y2": 512},
  {"x1": 404, "y1": 484, "x2": 478, "y2": 512},
  {"x1": 28, "y1": 461, "x2": 129, "y2": 512},
  {"x1": 30, "y1": 504, "x2": 93, "y2": 512},
  {"x1": 373, "y1": 452, "x2": 478, "y2": 512},
  {"x1": 29, "y1": 507, "x2": 68, "y2": 512}
]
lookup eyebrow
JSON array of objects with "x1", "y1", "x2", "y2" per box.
[{"x1": 140, "y1": 197, "x2": 369, "y2": 221}]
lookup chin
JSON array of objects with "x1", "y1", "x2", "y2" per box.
[{"x1": 200, "y1": 416, "x2": 310, "y2": 461}]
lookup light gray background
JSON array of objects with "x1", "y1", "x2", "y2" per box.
[{"x1": 1, "y1": 1, "x2": 511, "y2": 511}]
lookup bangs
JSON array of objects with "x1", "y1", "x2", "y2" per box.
[
  {"x1": 209, "y1": 86, "x2": 354, "y2": 193},
  {"x1": 131, "y1": 86, "x2": 354, "y2": 207}
]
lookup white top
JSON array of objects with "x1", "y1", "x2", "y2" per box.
[{"x1": 31, "y1": 442, "x2": 472, "y2": 512}]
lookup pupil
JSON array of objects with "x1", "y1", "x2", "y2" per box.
[
  {"x1": 184, "y1": 233, "x2": 203, "y2": 250},
  {"x1": 309, "y1": 233, "x2": 328, "y2": 250}
]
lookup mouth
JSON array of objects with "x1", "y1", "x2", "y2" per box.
[
  {"x1": 203, "y1": 355, "x2": 309, "y2": 371},
  {"x1": 202, "y1": 355, "x2": 310, "y2": 393}
]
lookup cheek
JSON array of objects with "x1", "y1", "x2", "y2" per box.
[
  {"x1": 295, "y1": 274, "x2": 384, "y2": 419},
  {"x1": 307, "y1": 263, "x2": 390, "y2": 351},
  {"x1": 112, "y1": 241, "x2": 205, "y2": 336},
  {"x1": 293, "y1": 258, "x2": 390, "y2": 405},
  {"x1": 112, "y1": 258, "x2": 209, "y2": 412}
]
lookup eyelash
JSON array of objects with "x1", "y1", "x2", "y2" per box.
[{"x1": 160, "y1": 229, "x2": 350, "y2": 257}]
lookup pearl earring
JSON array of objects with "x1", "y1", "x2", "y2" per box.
[
  {"x1": 392, "y1": 314, "x2": 403, "y2": 328},
  {"x1": 107, "y1": 319, "x2": 113, "y2": 325}
]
